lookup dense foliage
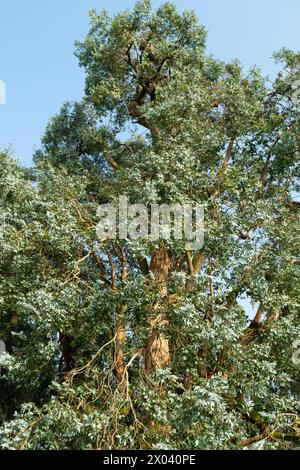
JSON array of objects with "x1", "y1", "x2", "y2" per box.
[{"x1": 0, "y1": 0, "x2": 300, "y2": 450}]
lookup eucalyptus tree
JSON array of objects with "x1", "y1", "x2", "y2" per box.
[{"x1": 0, "y1": 0, "x2": 300, "y2": 450}]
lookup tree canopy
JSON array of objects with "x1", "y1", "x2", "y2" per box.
[{"x1": 0, "y1": 0, "x2": 300, "y2": 450}]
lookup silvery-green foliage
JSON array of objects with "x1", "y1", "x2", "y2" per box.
[{"x1": 0, "y1": 1, "x2": 300, "y2": 450}]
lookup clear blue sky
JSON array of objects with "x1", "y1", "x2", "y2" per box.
[{"x1": 0, "y1": 0, "x2": 299, "y2": 167}]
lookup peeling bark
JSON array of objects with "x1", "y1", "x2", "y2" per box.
[
  {"x1": 145, "y1": 246, "x2": 171, "y2": 373},
  {"x1": 114, "y1": 304, "x2": 127, "y2": 382}
]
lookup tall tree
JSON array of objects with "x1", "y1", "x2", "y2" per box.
[{"x1": 0, "y1": 1, "x2": 300, "y2": 450}]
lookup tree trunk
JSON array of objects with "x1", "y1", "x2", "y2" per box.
[{"x1": 145, "y1": 245, "x2": 171, "y2": 372}]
